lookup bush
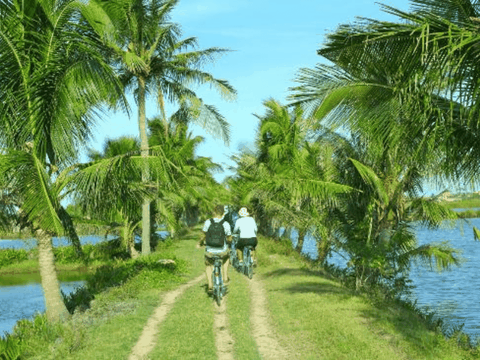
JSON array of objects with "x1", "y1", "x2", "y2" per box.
[
  {"x1": 0, "y1": 249, "x2": 28, "y2": 268},
  {"x1": 64, "y1": 250, "x2": 186, "y2": 314},
  {"x1": 0, "y1": 332, "x2": 22, "y2": 360}
]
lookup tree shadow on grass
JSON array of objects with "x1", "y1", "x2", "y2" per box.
[
  {"x1": 263, "y1": 268, "x2": 353, "y2": 299},
  {"x1": 278, "y1": 281, "x2": 352, "y2": 299},
  {"x1": 356, "y1": 304, "x2": 473, "y2": 356},
  {"x1": 263, "y1": 267, "x2": 337, "y2": 281}
]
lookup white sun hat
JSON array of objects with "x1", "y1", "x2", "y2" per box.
[{"x1": 238, "y1": 207, "x2": 249, "y2": 217}]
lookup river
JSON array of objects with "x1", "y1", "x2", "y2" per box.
[
  {"x1": 288, "y1": 217, "x2": 480, "y2": 340},
  {"x1": 0, "y1": 232, "x2": 168, "y2": 336},
  {"x1": 1, "y1": 224, "x2": 479, "y2": 340}
]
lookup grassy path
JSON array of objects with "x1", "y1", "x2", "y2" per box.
[
  {"x1": 248, "y1": 276, "x2": 290, "y2": 359},
  {"x1": 213, "y1": 298, "x2": 235, "y2": 360},
  {"x1": 127, "y1": 230, "x2": 286, "y2": 360},
  {"x1": 27, "y1": 229, "x2": 475, "y2": 359},
  {"x1": 128, "y1": 274, "x2": 204, "y2": 360}
]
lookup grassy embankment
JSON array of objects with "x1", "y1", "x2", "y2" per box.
[
  {"x1": 439, "y1": 193, "x2": 480, "y2": 218},
  {"x1": 1, "y1": 229, "x2": 478, "y2": 359}
]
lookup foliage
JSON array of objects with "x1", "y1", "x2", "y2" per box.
[
  {"x1": 0, "y1": 332, "x2": 22, "y2": 360},
  {"x1": 63, "y1": 247, "x2": 186, "y2": 314},
  {"x1": 0, "y1": 249, "x2": 28, "y2": 268}
]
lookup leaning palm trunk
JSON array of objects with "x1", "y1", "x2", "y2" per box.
[
  {"x1": 296, "y1": 229, "x2": 306, "y2": 253},
  {"x1": 123, "y1": 218, "x2": 139, "y2": 259},
  {"x1": 138, "y1": 76, "x2": 151, "y2": 255},
  {"x1": 36, "y1": 229, "x2": 69, "y2": 322}
]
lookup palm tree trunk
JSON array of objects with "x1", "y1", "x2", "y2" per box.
[
  {"x1": 138, "y1": 76, "x2": 151, "y2": 255},
  {"x1": 158, "y1": 88, "x2": 168, "y2": 138},
  {"x1": 58, "y1": 206, "x2": 83, "y2": 258},
  {"x1": 36, "y1": 229, "x2": 69, "y2": 322},
  {"x1": 123, "y1": 218, "x2": 139, "y2": 259},
  {"x1": 296, "y1": 229, "x2": 306, "y2": 253}
]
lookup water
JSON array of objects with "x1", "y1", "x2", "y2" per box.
[
  {"x1": 287, "y1": 219, "x2": 480, "y2": 340},
  {"x1": 0, "y1": 231, "x2": 170, "y2": 335},
  {"x1": 0, "y1": 281, "x2": 84, "y2": 336},
  {"x1": 0, "y1": 231, "x2": 170, "y2": 250}
]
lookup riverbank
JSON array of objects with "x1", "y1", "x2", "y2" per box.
[{"x1": 1, "y1": 229, "x2": 478, "y2": 359}]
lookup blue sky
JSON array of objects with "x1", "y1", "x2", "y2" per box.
[{"x1": 84, "y1": 0, "x2": 412, "y2": 182}]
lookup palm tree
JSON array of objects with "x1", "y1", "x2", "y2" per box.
[
  {"x1": 288, "y1": 24, "x2": 464, "y2": 290},
  {"x1": 148, "y1": 117, "x2": 229, "y2": 235},
  {"x1": 308, "y1": 0, "x2": 480, "y2": 182},
  {"x1": 81, "y1": 136, "x2": 143, "y2": 258},
  {"x1": 83, "y1": 0, "x2": 237, "y2": 254},
  {"x1": 227, "y1": 99, "x2": 352, "y2": 261},
  {"x1": 0, "y1": 0, "x2": 123, "y2": 322}
]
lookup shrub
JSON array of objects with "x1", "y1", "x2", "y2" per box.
[
  {"x1": 0, "y1": 332, "x2": 22, "y2": 360},
  {"x1": 0, "y1": 249, "x2": 28, "y2": 268}
]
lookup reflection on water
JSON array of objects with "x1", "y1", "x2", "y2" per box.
[{"x1": 0, "y1": 281, "x2": 84, "y2": 335}]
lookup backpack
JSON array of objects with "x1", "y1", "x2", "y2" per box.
[{"x1": 206, "y1": 218, "x2": 226, "y2": 247}]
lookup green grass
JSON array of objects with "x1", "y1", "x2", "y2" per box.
[
  {"x1": 0, "y1": 261, "x2": 100, "y2": 285},
  {"x1": 442, "y1": 198, "x2": 480, "y2": 209},
  {"x1": 226, "y1": 266, "x2": 261, "y2": 359},
  {"x1": 3, "y1": 228, "x2": 478, "y2": 359},
  {"x1": 256, "y1": 236, "x2": 478, "y2": 359},
  {"x1": 149, "y1": 280, "x2": 216, "y2": 359}
]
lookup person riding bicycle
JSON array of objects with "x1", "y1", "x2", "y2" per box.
[
  {"x1": 198, "y1": 204, "x2": 232, "y2": 294},
  {"x1": 233, "y1": 206, "x2": 258, "y2": 267}
]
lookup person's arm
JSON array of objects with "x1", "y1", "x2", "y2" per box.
[
  {"x1": 197, "y1": 220, "x2": 209, "y2": 248},
  {"x1": 233, "y1": 220, "x2": 239, "y2": 235}
]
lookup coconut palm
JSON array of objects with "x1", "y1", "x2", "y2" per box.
[
  {"x1": 148, "y1": 117, "x2": 229, "y2": 235},
  {"x1": 83, "y1": 0, "x2": 237, "y2": 254},
  {"x1": 0, "y1": 0, "x2": 124, "y2": 322},
  {"x1": 306, "y1": 0, "x2": 480, "y2": 181},
  {"x1": 79, "y1": 136, "x2": 143, "y2": 258},
  {"x1": 289, "y1": 34, "x2": 463, "y2": 290}
]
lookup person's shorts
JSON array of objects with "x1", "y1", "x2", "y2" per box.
[
  {"x1": 236, "y1": 237, "x2": 257, "y2": 250},
  {"x1": 205, "y1": 249, "x2": 229, "y2": 265}
]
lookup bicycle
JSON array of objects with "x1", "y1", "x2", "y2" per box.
[
  {"x1": 211, "y1": 254, "x2": 227, "y2": 306},
  {"x1": 242, "y1": 245, "x2": 254, "y2": 279}
]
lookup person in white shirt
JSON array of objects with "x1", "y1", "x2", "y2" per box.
[
  {"x1": 198, "y1": 205, "x2": 232, "y2": 294},
  {"x1": 233, "y1": 206, "x2": 258, "y2": 266}
]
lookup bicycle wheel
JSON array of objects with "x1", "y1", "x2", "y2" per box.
[
  {"x1": 246, "y1": 250, "x2": 253, "y2": 279},
  {"x1": 216, "y1": 271, "x2": 223, "y2": 306},
  {"x1": 213, "y1": 262, "x2": 223, "y2": 306}
]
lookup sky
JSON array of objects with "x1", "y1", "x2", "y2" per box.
[{"x1": 83, "y1": 0, "x2": 413, "y2": 183}]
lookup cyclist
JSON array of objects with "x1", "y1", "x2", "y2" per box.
[
  {"x1": 198, "y1": 204, "x2": 232, "y2": 294},
  {"x1": 233, "y1": 206, "x2": 258, "y2": 267}
]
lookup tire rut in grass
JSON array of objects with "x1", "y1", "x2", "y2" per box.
[
  {"x1": 128, "y1": 274, "x2": 204, "y2": 360},
  {"x1": 248, "y1": 276, "x2": 289, "y2": 360},
  {"x1": 213, "y1": 297, "x2": 235, "y2": 360}
]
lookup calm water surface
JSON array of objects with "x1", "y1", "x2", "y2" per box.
[
  {"x1": 0, "y1": 232, "x2": 169, "y2": 335},
  {"x1": 289, "y1": 218, "x2": 480, "y2": 339},
  {"x1": 0, "y1": 281, "x2": 84, "y2": 335}
]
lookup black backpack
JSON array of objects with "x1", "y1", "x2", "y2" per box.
[{"x1": 206, "y1": 218, "x2": 226, "y2": 247}]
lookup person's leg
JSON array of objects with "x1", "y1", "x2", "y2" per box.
[
  {"x1": 205, "y1": 255, "x2": 213, "y2": 291},
  {"x1": 237, "y1": 239, "x2": 245, "y2": 262},
  {"x1": 222, "y1": 257, "x2": 230, "y2": 284},
  {"x1": 206, "y1": 264, "x2": 213, "y2": 291},
  {"x1": 250, "y1": 238, "x2": 258, "y2": 265},
  {"x1": 236, "y1": 248, "x2": 243, "y2": 261}
]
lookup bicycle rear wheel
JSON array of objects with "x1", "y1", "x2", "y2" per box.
[
  {"x1": 213, "y1": 262, "x2": 223, "y2": 306},
  {"x1": 246, "y1": 250, "x2": 253, "y2": 279}
]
